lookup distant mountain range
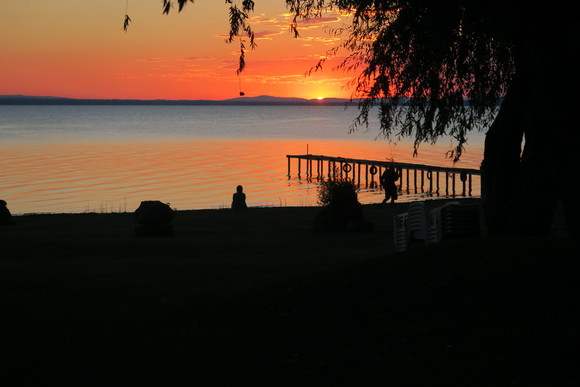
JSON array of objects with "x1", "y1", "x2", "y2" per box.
[
  {"x1": 0, "y1": 95, "x2": 357, "y2": 106},
  {"x1": 0, "y1": 94, "x2": 503, "y2": 107}
]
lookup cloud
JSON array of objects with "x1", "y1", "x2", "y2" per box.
[
  {"x1": 147, "y1": 68, "x2": 222, "y2": 81},
  {"x1": 250, "y1": 14, "x2": 287, "y2": 27},
  {"x1": 279, "y1": 11, "x2": 344, "y2": 27},
  {"x1": 136, "y1": 57, "x2": 175, "y2": 63},
  {"x1": 300, "y1": 36, "x2": 342, "y2": 44},
  {"x1": 297, "y1": 15, "x2": 342, "y2": 26},
  {"x1": 215, "y1": 29, "x2": 284, "y2": 41},
  {"x1": 250, "y1": 74, "x2": 307, "y2": 84},
  {"x1": 253, "y1": 30, "x2": 285, "y2": 40},
  {"x1": 213, "y1": 11, "x2": 345, "y2": 41},
  {"x1": 185, "y1": 56, "x2": 214, "y2": 61},
  {"x1": 243, "y1": 73, "x2": 351, "y2": 86},
  {"x1": 137, "y1": 56, "x2": 214, "y2": 63},
  {"x1": 114, "y1": 73, "x2": 142, "y2": 80}
]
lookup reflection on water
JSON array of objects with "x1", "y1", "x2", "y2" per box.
[
  {"x1": 0, "y1": 138, "x2": 482, "y2": 215},
  {"x1": 0, "y1": 105, "x2": 486, "y2": 214}
]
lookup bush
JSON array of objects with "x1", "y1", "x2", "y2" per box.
[{"x1": 317, "y1": 179, "x2": 359, "y2": 207}]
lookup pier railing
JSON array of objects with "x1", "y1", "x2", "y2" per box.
[{"x1": 287, "y1": 154, "x2": 481, "y2": 197}]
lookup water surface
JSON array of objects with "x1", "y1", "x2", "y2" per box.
[{"x1": 0, "y1": 105, "x2": 484, "y2": 214}]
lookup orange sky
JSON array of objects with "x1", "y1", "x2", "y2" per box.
[{"x1": 0, "y1": 1, "x2": 354, "y2": 100}]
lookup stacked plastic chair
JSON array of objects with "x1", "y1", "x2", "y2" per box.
[
  {"x1": 393, "y1": 201, "x2": 429, "y2": 251},
  {"x1": 406, "y1": 201, "x2": 429, "y2": 242},
  {"x1": 394, "y1": 201, "x2": 480, "y2": 251},
  {"x1": 393, "y1": 212, "x2": 408, "y2": 252},
  {"x1": 438, "y1": 202, "x2": 480, "y2": 239},
  {"x1": 426, "y1": 206, "x2": 443, "y2": 244}
]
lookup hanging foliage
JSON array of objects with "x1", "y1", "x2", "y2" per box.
[{"x1": 124, "y1": 1, "x2": 514, "y2": 161}]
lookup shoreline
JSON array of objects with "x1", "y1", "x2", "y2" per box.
[
  {"x1": 9, "y1": 194, "x2": 482, "y2": 217},
  {"x1": 2, "y1": 198, "x2": 576, "y2": 385}
]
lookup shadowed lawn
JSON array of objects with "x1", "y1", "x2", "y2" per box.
[{"x1": 1, "y1": 200, "x2": 577, "y2": 386}]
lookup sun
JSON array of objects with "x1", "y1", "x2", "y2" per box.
[{"x1": 316, "y1": 96, "x2": 325, "y2": 100}]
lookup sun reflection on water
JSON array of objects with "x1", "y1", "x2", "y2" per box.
[{"x1": 0, "y1": 138, "x2": 482, "y2": 215}]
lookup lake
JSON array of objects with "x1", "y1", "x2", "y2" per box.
[{"x1": 0, "y1": 105, "x2": 485, "y2": 214}]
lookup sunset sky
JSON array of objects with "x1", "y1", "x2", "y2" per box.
[{"x1": 0, "y1": 1, "x2": 354, "y2": 100}]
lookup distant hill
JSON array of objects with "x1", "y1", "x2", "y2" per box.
[
  {"x1": 0, "y1": 95, "x2": 356, "y2": 106},
  {"x1": 0, "y1": 94, "x2": 503, "y2": 107}
]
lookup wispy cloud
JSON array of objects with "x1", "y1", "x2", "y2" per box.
[
  {"x1": 137, "y1": 56, "x2": 215, "y2": 63},
  {"x1": 214, "y1": 11, "x2": 345, "y2": 41},
  {"x1": 250, "y1": 14, "x2": 287, "y2": 27},
  {"x1": 185, "y1": 56, "x2": 214, "y2": 61},
  {"x1": 251, "y1": 12, "x2": 344, "y2": 28},
  {"x1": 215, "y1": 29, "x2": 284, "y2": 41},
  {"x1": 300, "y1": 36, "x2": 342, "y2": 44},
  {"x1": 245, "y1": 73, "x2": 351, "y2": 86},
  {"x1": 147, "y1": 68, "x2": 222, "y2": 81},
  {"x1": 136, "y1": 57, "x2": 175, "y2": 63},
  {"x1": 296, "y1": 15, "x2": 342, "y2": 26},
  {"x1": 114, "y1": 73, "x2": 142, "y2": 80},
  {"x1": 253, "y1": 30, "x2": 285, "y2": 40}
]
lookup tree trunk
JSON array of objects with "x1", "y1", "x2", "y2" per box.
[
  {"x1": 482, "y1": 93, "x2": 559, "y2": 236},
  {"x1": 480, "y1": 74, "x2": 526, "y2": 236},
  {"x1": 541, "y1": 31, "x2": 580, "y2": 240},
  {"x1": 482, "y1": 16, "x2": 580, "y2": 238},
  {"x1": 504, "y1": 114, "x2": 558, "y2": 236}
]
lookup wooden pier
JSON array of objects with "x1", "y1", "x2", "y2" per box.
[{"x1": 287, "y1": 154, "x2": 481, "y2": 196}]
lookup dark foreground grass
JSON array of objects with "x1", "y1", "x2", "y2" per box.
[{"x1": 1, "y1": 200, "x2": 578, "y2": 386}]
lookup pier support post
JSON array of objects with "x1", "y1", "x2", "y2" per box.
[
  {"x1": 469, "y1": 174, "x2": 473, "y2": 196},
  {"x1": 298, "y1": 158, "x2": 301, "y2": 177},
  {"x1": 452, "y1": 173, "x2": 456, "y2": 195},
  {"x1": 369, "y1": 165, "x2": 378, "y2": 186},
  {"x1": 286, "y1": 154, "x2": 480, "y2": 199},
  {"x1": 365, "y1": 165, "x2": 369, "y2": 187},
  {"x1": 460, "y1": 171, "x2": 467, "y2": 196},
  {"x1": 397, "y1": 168, "x2": 403, "y2": 190}
]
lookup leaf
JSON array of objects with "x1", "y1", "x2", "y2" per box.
[
  {"x1": 162, "y1": 0, "x2": 171, "y2": 15},
  {"x1": 122, "y1": 14, "x2": 131, "y2": 32}
]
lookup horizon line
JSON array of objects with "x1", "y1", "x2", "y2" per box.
[{"x1": 0, "y1": 94, "x2": 360, "y2": 106}]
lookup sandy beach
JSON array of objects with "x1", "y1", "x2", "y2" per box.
[{"x1": 1, "y1": 199, "x2": 577, "y2": 386}]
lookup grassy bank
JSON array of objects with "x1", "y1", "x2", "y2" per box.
[{"x1": 1, "y1": 200, "x2": 577, "y2": 386}]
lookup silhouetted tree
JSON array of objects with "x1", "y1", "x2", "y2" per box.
[{"x1": 130, "y1": 0, "x2": 579, "y2": 237}]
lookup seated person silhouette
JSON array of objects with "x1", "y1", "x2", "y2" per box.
[
  {"x1": 0, "y1": 200, "x2": 16, "y2": 225},
  {"x1": 231, "y1": 185, "x2": 247, "y2": 210}
]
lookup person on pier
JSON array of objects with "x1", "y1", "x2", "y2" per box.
[
  {"x1": 231, "y1": 185, "x2": 248, "y2": 210},
  {"x1": 380, "y1": 166, "x2": 400, "y2": 206}
]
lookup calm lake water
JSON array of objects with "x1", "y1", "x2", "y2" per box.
[{"x1": 0, "y1": 105, "x2": 485, "y2": 214}]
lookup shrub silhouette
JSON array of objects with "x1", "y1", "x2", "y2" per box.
[
  {"x1": 317, "y1": 179, "x2": 359, "y2": 207},
  {"x1": 315, "y1": 179, "x2": 372, "y2": 231}
]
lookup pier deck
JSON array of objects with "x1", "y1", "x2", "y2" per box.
[{"x1": 287, "y1": 154, "x2": 480, "y2": 196}]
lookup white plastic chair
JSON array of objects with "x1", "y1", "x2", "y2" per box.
[
  {"x1": 406, "y1": 201, "x2": 428, "y2": 241},
  {"x1": 393, "y1": 212, "x2": 408, "y2": 252}
]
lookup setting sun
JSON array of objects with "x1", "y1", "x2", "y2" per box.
[{"x1": 317, "y1": 96, "x2": 325, "y2": 100}]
